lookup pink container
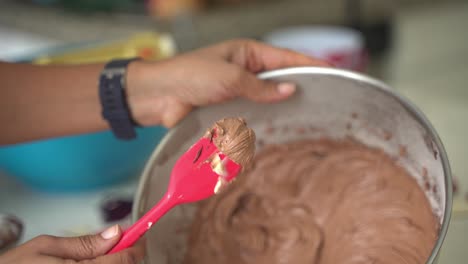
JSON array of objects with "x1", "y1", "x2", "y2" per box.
[{"x1": 264, "y1": 26, "x2": 367, "y2": 71}]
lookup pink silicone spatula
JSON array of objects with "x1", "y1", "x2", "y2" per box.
[{"x1": 108, "y1": 133, "x2": 241, "y2": 254}]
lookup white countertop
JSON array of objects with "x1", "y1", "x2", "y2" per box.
[
  {"x1": 388, "y1": 2, "x2": 468, "y2": 263},
  {"x1": 0, "y1": 172, "x2": 138, "y2": 245}
]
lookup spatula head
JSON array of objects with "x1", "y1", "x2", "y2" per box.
[{"x1": 167, "y1": 137, "x2": 242, "y2": 204}]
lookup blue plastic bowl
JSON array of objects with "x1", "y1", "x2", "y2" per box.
[{"x1": 0, "y1": 126, "x2": 167, "y2": 192}]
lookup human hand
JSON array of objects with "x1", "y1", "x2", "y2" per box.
[
  {"x1": 126, "y1": 39, "x2": 330, "y2": 127},
  {"x1": 0, "y1": 225, "x2": 145, "y2": 264}
]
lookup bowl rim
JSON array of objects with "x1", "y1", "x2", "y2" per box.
[{"x1": 133, "y1": 66, "x2": 452, "y2": 264}]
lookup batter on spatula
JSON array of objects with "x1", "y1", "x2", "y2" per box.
[
  {"x1": 184, "y1": 138, "x2": 438, "y2": 264},
  {"x1": 204, "y1": 117, "x2": 256, "y2": 193},
  {"x1": 205, "y1": 117, "x2": 255, "y2": 169}
]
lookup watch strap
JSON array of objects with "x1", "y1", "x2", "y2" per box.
[{"x1": 99, "y1": 58, "x2": 140, "y2": 140}]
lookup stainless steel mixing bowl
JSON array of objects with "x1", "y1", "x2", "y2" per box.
[{"x1": 134, "y1": 67, "x2": 452, "y2": 264}]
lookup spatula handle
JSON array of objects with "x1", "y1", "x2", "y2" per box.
[{"x1": 107, "y1": 195, "x2": 176, "y2": 254}]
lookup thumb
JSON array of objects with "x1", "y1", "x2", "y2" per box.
[
  {"x1": 235, "y1": 72, "x2": 297, "y2": 103},
  {"x1": 39, "y1": 225, "x2": 122, "y2": 260}
]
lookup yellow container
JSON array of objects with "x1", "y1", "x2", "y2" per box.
[{"x1": 34, "y1": 32, "x2": 176, "y2": 65}]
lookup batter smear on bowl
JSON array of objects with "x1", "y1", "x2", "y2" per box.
[{"x1": 184, "y1": 138, "x2": 438, "y2": 264}]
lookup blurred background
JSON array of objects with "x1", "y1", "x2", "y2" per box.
[{"x1": 0, "y1": 0, "x2": 467, "y2": 262}]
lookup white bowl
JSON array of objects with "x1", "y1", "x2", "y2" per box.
[{"x1": 264, "y1": 26, "x2": 366, "y2": 70}]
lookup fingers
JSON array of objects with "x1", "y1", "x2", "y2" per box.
[
  {"x1": 90, "y1": 239, "x2": 146, "y2": 264},
  {"x1": 30, "y1": 255, "x2": 67, "y2": 264},
  {"x1": 35, "y1": 225, "x2": 122, "y2": 260},
  {"x1": 219, "y1": 39, "x2": 331, "y2": 72},
  {"x1": 233, "y1": 70, "x2": 297, "y2": 103},
  {"x1": 247, "y1": 40, "x2": 331, "y2": 71}
]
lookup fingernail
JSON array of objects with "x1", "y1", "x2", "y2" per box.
[
  {"x1": 101, "y1": 225, "x2": 119, "y2": 240},
  {"x1": 277, "y1": 83, "x2": 296, "y2": 95}
]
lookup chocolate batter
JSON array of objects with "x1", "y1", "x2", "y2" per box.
[
  {"x1": 205, "y1": 117, "x2": 256, "y2": 169},
  {"x1": 203, "y1": 117, "x2": 256, "y2": 193},
  {"x1": 184, "y1": 139, "x2": 438, "y2": 264}
]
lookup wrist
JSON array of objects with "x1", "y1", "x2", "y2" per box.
[
  {"x1": 126, "y1": 60, "x2": 167, "y2": 127},
  {"x1": 126, "y1": 60, "x2": 193, "y2": 128}
]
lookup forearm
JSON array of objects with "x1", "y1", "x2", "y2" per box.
[
  {"x1": 0, "y1": 39, "x2": 326, "y2": 145},
  {"x1": 0, "y1": 62, "x2": 108, "y2": 145}
]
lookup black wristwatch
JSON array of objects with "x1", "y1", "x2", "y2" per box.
[{"x1": 99, "y1": 58, "x2": 140, "y2": 140}]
